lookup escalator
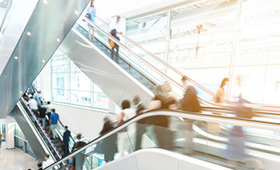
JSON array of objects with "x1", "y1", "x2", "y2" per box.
[
  {"x1": 0, "y1": 0, "x2": 91, "y2": 119},
  {"x1": 44, "y1": 110, "x2": 280, "y2": 170}
]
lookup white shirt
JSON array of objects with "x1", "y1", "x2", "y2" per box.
[
  {"x1": 28, "y1": 99, "x2": 38, "y2": 110},
  {"x1": 122, "y1": 108, "x2": 136, "y2": 121},
  {"x1": 109, "y1": 21, "x2": 120, "y2": 32},
  {"x1": 43, "y1": 158, "x2": 54, "y2": 169}
]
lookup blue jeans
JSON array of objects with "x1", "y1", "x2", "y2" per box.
[{"x1": 38, "y1": 117, "x2": 46, "y2": 128}]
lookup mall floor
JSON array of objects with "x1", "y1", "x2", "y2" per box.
[{"x1": 0, "y1": 142, "x2": 38, "y2": 170}]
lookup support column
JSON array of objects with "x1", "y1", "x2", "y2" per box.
[
  {"x1": 226, "y1": 0, "x2": 243, "y2": 100},
  {"x1": 5, "y1": 123, "x2": 15, "y2": 149},
  {"x1": 163, "y1": 10, "x2": 172, "y2": 73}
]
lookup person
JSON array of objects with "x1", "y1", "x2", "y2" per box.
[
  {"x1": 23, "y1": 92, "x2": 30, "y2": 102},
  {"x1": 50, "y1": 109, "x2": 59, "y2": 139},
  {"x1": 98, "y1": 116, "x2": 117, "y2": 162},
  {"x1": 63, "y1": 126, "x2": 71, "y2": 156},
  {"x1": 213, "y1": 78, "x2": 229, "y2": 105},
  {"x1": 37, "y1": 162, "x2": 43, "y2": 170},
  {"x1": 86, "y1": 0, "x2": 96, "y2": 41},
  {"x1": 42, "y1": 154, "x2": 54, "y2": 169},
  {"x1": 28, "y1": 96, "x2": 38, "y2": 114},
  {"x1": 72, "y1": 133, "x2": 86, "y2": 170},
  {"x1": 33, "y1": 91, "x2": 43, "y2": 107},
  {"x1": 116, "y1": 100, "x2": 136, "y2": 157},
  {"x1": 180, "y1": 83, "x2": 201, "y2": 155},
  {"x1": 45, "y1": 101, "x2": 53, "y2": 126},
  {"x1": 109, "y1": 16, "x2": 122, "y2": 63},
  {"x1": 37, "y1": 103, "x2": 47, "y2": 129},
  {"x1": 162, "y1": 81, "x2": 179, "y2": 109},
  {"x1": 141, "y1": 85, "x2": 176, "y2": 150},
  {"x1": 132, "y1": 95, "x2": 146, "y2": 151},
  {"x1": 0, "y1": 133, "x2": 2, "y2": 148}
]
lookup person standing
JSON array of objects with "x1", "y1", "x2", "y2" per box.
[
  {"x1": 116, "y1": 100, "x2": 136, "y2": 157},
  {"x1": 109, "y1": 16, "x2": 122, "y2": 63},
  {"x1": 37, "y1": 163, "x2": 43, "y2": 170},
  {"x1": 37, "y1": 103, "x2": 47, "y2": 129},
  {"x1": 63, "y1": 126, "x2": 71, "y2": 156},
  {"x1": 86, "y1": 0, "x2": 96, "y2": 41},
  {"x1": 33, "y1": 91, "x2": 43, "y2": 107},
  {"x1": 213, "y1": 78, "x2": 229, "y2": 105},
  {"x1": 72, "y1": 134, "x2": 87, "y2": 170},
  {"x1": 0, "y1": 133, "x2": 2, "y2": 148},
  {"x1": 28, "y1": 96, "x2": 38, "y2": 114},
  {"x1": 42, "y1": 154, "x2": 54, "y2": 169},
  {"x1": 50, "y1": 109, "x2": 59, "y2": 139},
  {"x1": 132, "y1": 95, "x2": 146, "y2": 151}
]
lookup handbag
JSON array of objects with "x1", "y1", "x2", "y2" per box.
[{"x1": 86, "y1": 14, "x2": 91, "y2": 20}]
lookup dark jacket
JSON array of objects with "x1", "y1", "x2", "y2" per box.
[
  {"x1": 136, "y1": 103, "x2": 146, "y2": 124},
  {"x1": 63, "y1": 130, "x2": 71, "y2": 144},
  {"x1": 181, "y1": 86, "x2": 201, "y2": 112},
  {"x1": 100, "y1": 122, "x2": 114, "y2": 135},
  {"x1": 72, "y1": 141, "x2": 86, "y2": 152}
]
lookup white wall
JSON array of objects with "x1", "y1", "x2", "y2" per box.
[{"x1": 52, "y1": 103, "x2": 118, "y2": 140}]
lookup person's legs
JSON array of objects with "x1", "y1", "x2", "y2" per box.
[
  {"x1": 42, "y1": 118, "x2": 45, "y2": 128},
  {"x1": 135, "y1": 123, "x2": 146, "y2": 150},
  {"x1": 111, "y1": 46, "x2": 115, "y2": 60},
  {"x1": 64, "y1": 143, "x2": 69, "y2": 156},
  {"x1": 51, "y1": 125, "x2": 57, "y2": 138},
  {"x1": 88, "y1": 25, "x2": 92, "y2": 41},
  {"x1": 91, "y1": 26, "x2": 95, "y2": 41},
  {"x1": 115, "y1": 45, "x2": 119, "y2": 63}
]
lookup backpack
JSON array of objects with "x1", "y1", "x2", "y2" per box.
[{"x1": 109, "y1": 39, "x2": 114, "y2": 47}]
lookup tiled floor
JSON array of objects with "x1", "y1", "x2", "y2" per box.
[{"x1": 0, "y1": 142, "x2": 38, "y2": 170}]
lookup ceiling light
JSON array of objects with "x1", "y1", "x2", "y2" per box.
[
  {"x1": 43, "y1": 0, "x2": 47, "y2": 4},
  {"x1": 27, "y1": 32, "x2": 31, "y2": 36},
  {"x1": 14, "y1": 56, "x2": 18, "y2": 59},
  {"x1": 42, "y1": 60, "x2": 45, "y2": 63},
  {"x1": 75, "y1": 11, "x2": 78, "y2": 15},
  {"x1": 57, "y1": 38, "x2": 60, "y2": 42},
  {"x1": 20, "y1": 91, "x2": 22, "y2": 94}
]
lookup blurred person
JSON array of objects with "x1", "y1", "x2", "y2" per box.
[
  {"x1": 116, "y1": 100, "x2": 136, "y2": 157},
  {"x1": 27, "y1": 83, "x2": 36, "y2": 96},
  {"x1": 162, "y1": 81, "x2": 179, "y2": 108},
  {"x1": 208, "y1": 78, "x2": 229, "y2": 134},
  {"x1": 99, "y1": 116, "x2": 117, "y2": 162},
  {"x1": 86, "y1": 0, "x2": 96, "y2": 41},
  {"x1": 37, "y1": 163, "x2": 42, "y2": 170},
  {"x1": 33, "y1": 91, "x2": 43, "y2": 107},
  {"x1": 23, "y1": 92, "x2": 30, "y2": 102},
  {"x1": 110, "y1": 16, "x2": 122, "y2": 63},
  {"x1": 63, "y1": 126, "x2": 71, "y2": 156},
  {"x1": 132, "y1": 95, "x2": 146, "y2": 150},
  {"x1": 141, "y1": 85, "x2": 176, "y2": 150},
  {"x1": 180, "y1": 84, "x2": 201, "y2": 154},
  {"x1": 0, "y1": 133, "x2": 2, "y2": 148},
  {"x1": 42, "y1": 154, "x2": 54, "y2": 169},
  {"x1": 37, "y1": 103, "x2": 47, "y2": 129},
  {"x1": 50, "y1": 109, "x2": 60, "y2": 139},
  {"x1": 181, "y1": 76, "x2": 193, "y2": 90},
  {"x1": 28, "y1": 96, "x2": 38, "y2": 114},
  {"x1": 213, "y1": 78, "x2": 229, "y2": 105},
  {"x1": 72, "y1": 133, "x2": 86, "y2": 170}
]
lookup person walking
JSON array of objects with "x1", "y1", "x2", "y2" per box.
[
  {"x1": 28, "y1": 96, "x2": 38, "y2": 114},
  {"x1": 86, "y1": 0, "x2": 96, "y2": 41},
  {"x1": 37, "y1": 103, "x2": 47, "y2": 129},
  {"x1": 110, "y1": 16, "x2": 122, "y2": 63},
  {"x1": 132, "y1": 95, "x2": 146, "y2": 151},
  {"x1": 63, "y1": 126, "x2": 71, "y2": 156},
  {"x1": 49, "y1": 109, "x2": 59, "y2": 139},
  {"x1": 72, "y1": 134, "x2": 86, "y2": 170}
]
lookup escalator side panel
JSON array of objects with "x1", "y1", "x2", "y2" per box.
[
  {"x1": 0, "y1": 0, "x2": 90, "y2": 119},
  {"x1": 10, "y1": 105, "x2": 46, "y2": 161},
  {"x1": 60, "y1": 28, "x2": 153, "y2": 106}
]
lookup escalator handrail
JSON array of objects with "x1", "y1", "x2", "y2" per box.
[
  {"x1": 57, "y1": 119, "x2": 96, "y2": 168},
  {"x1": 95, "y1": 16, "x2": 280, "y2": 109},
  {"x1": 75, "y1": 23, "x2": 157, "y2": 87},
  {"x1": 95, "y1": 16, "x2": 216, "y2": 96},
  {"x1": 44, "y1": 109, "x2": 280, "y2": 170},
  {"x1": 18, "y1": 98, "x2": 62, "y2": 161}
]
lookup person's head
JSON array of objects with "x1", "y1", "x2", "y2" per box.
[
  {"x1": 65, "y1": 126, "x2": 68, "y2": 130},
  {"x1": 162, "y1": 81, "x2": 172, "y2": 92},
  {"x1": 76, "y1": 133, "x2": 82, "y2": 140},
  {"x1": 116, "y1": 16, "x2": 121, "y2": 23},
  {"x1": 38, "y1": 91, "x2": 41, "y2": 94},
  {"x1": 30, "y1": 96, "x2": 33, "y2": 99},
  {"x1": 37, "y1": 163, "x2": 42, "y2": 168},
  {"x1": 45, "y1": 154, "x2": 50, "y2": 160},
  {"x1": 40, "y1": 103, "x2": 44, "y2": 107},
  {"x1": 104, "y1": 116, "x2": 110, "y2": 123},
  {"x1": 51, "y1": 108, "x2": 55, "y2": 113},
  {"x1": 181, "y1": 76, "x2": 187, "y2": 86},
  {"x1": 121, "y1": 100, "x2": 130, "y2": 110},
  {"x1": 90, "y1": 0, "x2": 94, "y2": 7},
  {"x1": 154, "y1": 85, "x2": 168, "y2": 102},
  {"x1": 220, "y1": 78, "x2": 229, "y2": 88},
  {"x1": 132, "y1": 95, "x2": 140, "y2": 105},
  {"x1": 47, "y1": 101, "x2": 51, "y2": 105}
]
